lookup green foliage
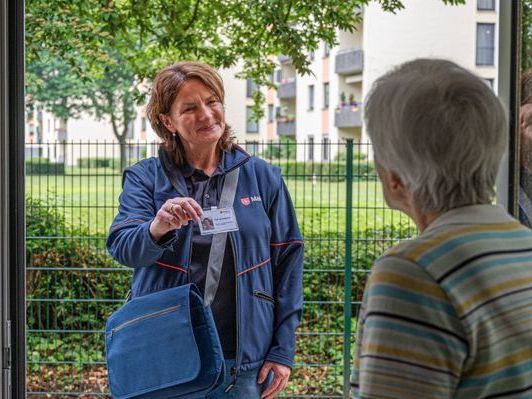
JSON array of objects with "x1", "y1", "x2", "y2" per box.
[
  {"x1": 25, "y1": 158, "x2": 65, "y2": 175},
  {"x1": 26, "y1": 53, "x2": 89, "y2": 121},
  {"x1": 77, "y1": 157, "x2": 117, "y2": 169},
  {"x1": 275, "y1": 160, "x2": 375, "y2": 182},
  {"x1": 26, "y1": 196, "x2": 131, "y2": 371},
  {"x1": 261, "y1": 137, "x2": 297, "y2": 160},
  {"x1": 26, "y1": 0, "x2": 465, "y2": 123},
  {"x1": 334, "y1": 149, "x2": 367, "y2": 162}
]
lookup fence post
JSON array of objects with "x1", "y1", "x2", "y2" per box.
[{"x1": 343, "y1": 139, "x2": 354, "y2": 398}]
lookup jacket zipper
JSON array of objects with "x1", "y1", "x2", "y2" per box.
[
  {"x1": 224, "y1": 231, "x2": 240, "y2": 392},
  {"x1": 111, "y1": 305, "x2": 181, "y2": 335}
]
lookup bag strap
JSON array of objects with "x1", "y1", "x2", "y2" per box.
[{"x1": 203, "y1": 167, "x2": 240, "y2": 306}]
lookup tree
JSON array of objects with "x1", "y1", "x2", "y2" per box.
[
  {"x1": 26, "y1": 0, "x2": 465, "y2": 169},
  {"x1": 26, "y1": 53, "x2": 88, "y2": 141},
  {"x1": 86, "y1": 51, "x2": 140, "y2": 172}
]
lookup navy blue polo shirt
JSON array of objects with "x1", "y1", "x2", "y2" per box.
[{"x1": 181, "y1": 159, "x2": 237, "y2": 359}]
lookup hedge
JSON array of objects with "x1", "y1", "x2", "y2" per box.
[
  {"x1": 25, "y1": 158, "x2": 65, "y2": 175},
  {"x1": 272, "y1": 160, "x2": 376, "y2": 181}
]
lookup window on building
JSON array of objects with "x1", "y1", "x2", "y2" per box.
[
  {"x1": 308, "y1": 85, "x2": 314, "y2": 110},
  {"x1": 267, "y1": 104, "x2": 274, "y2": 123},
  {"x1": 246, "y1": 79, "x2": 258, "y2": 98},
  {"x1": 308, "y1": 135, "x2": 314, "y2": 161},
  {"x1": 476, "y1": 23, "x2": 495, "y2": 66},
  {"x1": 141, "y1": 117, "x2": 147, "y2": 131},
  {"x1": 275, "y1": 69, "x2": 282, "y2": 83},
  {"x1": 246, "y1": 106, "x2": 259, "y2": 133},
  {"x1": 322, "y1": 137, "x2": 330, "y2": 161},
  {"x1": 477, "y1": 0, "x2": 495, "y2": 10},
  {"x1": 127, "y1": 121, "x2": 135, "y2": 139},
  {"x1": 323, "y1": 42, "x2": 330, "y2": 57},
  {"x1": 323, "y1": 82, "x2": 330, "y2": 108}
]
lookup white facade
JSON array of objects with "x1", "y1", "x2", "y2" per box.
[
  {"x1": 361, "y1": 0, "x2": 498, "y2": 142},
  {"x1": 219, "y1": 66, "x2": 270, "y2": 153},
  {"x1": 270, "y1": 0, "x2": 498, "y2": 161}
]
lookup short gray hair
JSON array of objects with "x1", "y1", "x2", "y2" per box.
[{"x1": 365, "y1": 58, "x2": 507, "y2": 213}]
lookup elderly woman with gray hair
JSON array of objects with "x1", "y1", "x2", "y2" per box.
[{"x1": 351, "y1": 59, "x2": 532, "y2": 398}]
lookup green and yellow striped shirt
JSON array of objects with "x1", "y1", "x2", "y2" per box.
[{"x1": 351, "y1": 205, "x2": 532, "y2": 399}]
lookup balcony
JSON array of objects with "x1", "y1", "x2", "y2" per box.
[
  {"x1": 278, "y1": 54, "x2": 292, "y2": 63},
  {"x1": 334, "y1": 106, "x2": 362, "y2": 128},
  {"x1": 335, "y1": 48, "x2": 363, "y2": 75},
  {"x1": 277, "y1": 79, "x2": 297, "y2": 99},
  {"x1": 277, "y1": 121, "x2": 296, "y2": 136}
]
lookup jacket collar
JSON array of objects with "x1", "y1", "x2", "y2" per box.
[{"x1": 159, "y1": 144, "x2": 250, "y2": 196}]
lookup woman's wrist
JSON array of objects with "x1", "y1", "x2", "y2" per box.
[{"x1": 149, "y1": 220, "x2": 168, "y2": 243}]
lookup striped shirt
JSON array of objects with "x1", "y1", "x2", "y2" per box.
[{"x1": 351, "y1": 205, "x2": 532, "y2": 399}]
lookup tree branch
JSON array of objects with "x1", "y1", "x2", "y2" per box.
[{"x1": 184, "y1": 0, "x2": 201, "y2": 32}]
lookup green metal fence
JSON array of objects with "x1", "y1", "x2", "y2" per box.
[{"x1": 25, "y1": 139, "x2": 415, "y2": 398}]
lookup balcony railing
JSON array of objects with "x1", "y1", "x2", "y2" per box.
[
  {"x1": 277, "y1": 121, "x2": 296, "y2": 136},
  {"x1": 278, "y1": 80, "x2": 297, "y2": 99},
  {"x1": 335, "y1": 48, "x2": 363, "y2": 75},
  {"x1": 334, "y1": 106, "x2": 362, "y2": 128}
]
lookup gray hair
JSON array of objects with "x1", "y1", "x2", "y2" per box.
[{"x1": 365, "y1": 58, "x2": 507, "y2": 213}]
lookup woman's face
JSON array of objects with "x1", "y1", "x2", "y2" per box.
[{"x1": 161, "y1": 79, "x2": 225, "y2": 149}]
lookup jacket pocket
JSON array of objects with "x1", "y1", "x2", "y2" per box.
[{"x1": 253, "y1": 290, "x2": 275, "y2": 305}]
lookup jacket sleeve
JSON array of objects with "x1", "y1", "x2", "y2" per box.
[
  {"x1": 106, "y1": 166, "x2": 178, "y2": 268},
  {"x1": 265, "y1": 172, "x2": 304, "y2": 368}
]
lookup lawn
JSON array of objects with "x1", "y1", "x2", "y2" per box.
[{"x1": 26, "y1": 168, "x2": 412, "y2": 237}]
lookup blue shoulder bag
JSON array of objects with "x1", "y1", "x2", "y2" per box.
[{"x1": 105, "y1": 167, "x2": 240, "y2": 398}]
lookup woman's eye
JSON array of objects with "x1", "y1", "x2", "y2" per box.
[{"x1": 182, "y1": 107, "x2": 195, "y2": 113}]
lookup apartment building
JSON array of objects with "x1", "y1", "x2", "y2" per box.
[
  {"x1": 257, "y1": 0, "x2": 499, "y2": 161},
  {"x1": 25, "y1": 106, "x2": 158, "y2": 165}
]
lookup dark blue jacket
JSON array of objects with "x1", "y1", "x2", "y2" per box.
[{"x1": 106, "y1": 146, "x2": 304, "y2": 372}]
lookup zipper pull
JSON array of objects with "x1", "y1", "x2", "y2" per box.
[
  {"x1": 224, "y1": 381, "x2": 235, "y2": 393},
  {"x1": 224, "y1": 367, "x2": 237, "y2": 392}
]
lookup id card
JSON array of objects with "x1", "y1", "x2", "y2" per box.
[{"x1": 198, "y1": 207, "x2": 239, "y2": 235}]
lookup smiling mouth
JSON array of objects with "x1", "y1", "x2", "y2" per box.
[{"x1": 198, "y1": 124, "x2": 217, "y2": 132}]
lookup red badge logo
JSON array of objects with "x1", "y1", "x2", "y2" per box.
[{"x1": 240, "y1": 197, "x2": 251, "y2": 206}]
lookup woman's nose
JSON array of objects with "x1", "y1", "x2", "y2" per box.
[{"x1": 196, "y1": 102, "x2": 212, "y2": 120}]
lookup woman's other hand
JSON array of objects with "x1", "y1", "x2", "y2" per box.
[
  {"x1": 258, "y1": 361, "x2": 291, "y2": 399},
  {"x1": 149, "y1": 197, "x2": 202, "y2": 242}
]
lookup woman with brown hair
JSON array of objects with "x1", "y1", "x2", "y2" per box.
[{"x1": 107, "y1": 61, "x2": 304, "y2": 398}]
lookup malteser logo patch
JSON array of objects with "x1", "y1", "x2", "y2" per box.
[{"x1": 240, "y1": 195, "x2": 262, "y2": 206}]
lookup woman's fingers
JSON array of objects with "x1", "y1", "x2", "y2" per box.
[{"x1": 167, "y1": 198, "x2": 202, "y2": 221}]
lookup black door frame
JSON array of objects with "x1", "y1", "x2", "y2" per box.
[
  {"x1": 1, "y1": 0, "x2": 26, "y2": 398},
  {"x1": 0, "y1": 0, "x2": 523, "y2": 398}
]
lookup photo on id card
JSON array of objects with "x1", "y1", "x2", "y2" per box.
[{"x1": 198, "y1": 207, "x2": 239, "y2": 235}]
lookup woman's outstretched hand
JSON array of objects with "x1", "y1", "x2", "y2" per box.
[{"x1": 149, "y1": 197, "x2": 203, "y2": 242}]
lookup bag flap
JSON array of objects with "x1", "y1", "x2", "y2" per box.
[{"x1": 105, "y1": 284, "x2": 201, "y2": 399}]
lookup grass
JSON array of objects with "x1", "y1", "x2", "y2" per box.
[{"x1": 26, "y1": 169, "x2": 412, "y2": 237}]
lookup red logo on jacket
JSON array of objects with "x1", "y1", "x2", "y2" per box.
[{"x1": 240, "y1": 197, "x2": 251, "y2": 206}]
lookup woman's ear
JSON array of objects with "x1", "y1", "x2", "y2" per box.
[{"x1": 159, "y1": 114, "x2": 176, "y2": 133}]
